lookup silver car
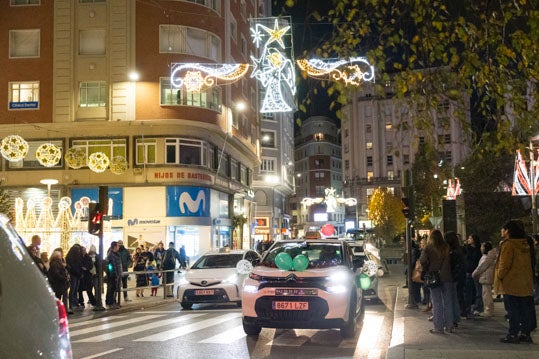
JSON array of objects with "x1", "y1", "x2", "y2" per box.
[{"x1": 0, "y1": 214, "x2": 72, "y2": 358}]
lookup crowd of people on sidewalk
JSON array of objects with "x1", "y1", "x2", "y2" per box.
[
  {"x1": 25, "y1": 236, "x2": 188, "y2": 314},
  {"x1": 407, "y1": 219, "x2": 538, "y2": 344}
]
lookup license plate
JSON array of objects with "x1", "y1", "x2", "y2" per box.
[
  {"x1": 272, "y1": 301, "x2": 309, "y2": 310},
  {"x1": 194, "y1": 289, "x2": 214, "y2": 296}
]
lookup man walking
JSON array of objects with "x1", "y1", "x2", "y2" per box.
[
  {"x1": 105, "y1": 241, "x2": 123, "y2": 309},
  {"x1": 162, "y1": 242, "x2": 182, "y2": 297},
  {"x1": 117, "y1": 240, "x2": 133, "y2": 301}
]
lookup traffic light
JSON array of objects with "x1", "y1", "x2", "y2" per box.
[
  {"x1": 402, "y1": 197, "x2": 412, "y2": 219},
  {"x1": 88, "y1": 202, "x2": 103, "y2": 235}
]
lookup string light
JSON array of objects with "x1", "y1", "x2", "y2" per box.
[
  {"x1": 170, "y1": 63, "x2": 250, "y2": 92},
  {"x1": 296, "y1": 57, "x2": 375, "y2": 86}
]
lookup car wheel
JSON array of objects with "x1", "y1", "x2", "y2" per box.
[
  {"x1": 242, "y1": 317, "x2": 262, "y2": 336},
  {"x1": 340, "y1": 295, "x2": 358, "y2": 338},
  {"x1": 236, "y1": 300, "x2": 242, "y2": 308},
  {"x1": 180, "y1": 302, "x2": 193, "y2": 310}
]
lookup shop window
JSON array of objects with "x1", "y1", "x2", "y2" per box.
[
  {"x1": 9, "y1": 29, "x2": 40, "y2": 58},
  {"x1": 135, "y1": 138, "x2": 156, "y2": 165},
  {"x1": 79, "y1": 81, "x2": 107, "y2": 108}
]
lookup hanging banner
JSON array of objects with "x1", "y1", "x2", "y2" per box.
[{"x1": 249, "y1": 16, "x2": 296, "y2": 113}]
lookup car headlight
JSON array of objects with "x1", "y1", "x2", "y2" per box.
[
  {"x1": 325, "y1": 270, "x2": 351, "y2": 294},
  {"x1": 243, "y1": 284, "x2": 259, "y2": 293}
]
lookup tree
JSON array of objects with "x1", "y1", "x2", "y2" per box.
[{"x1": 367, "y1": 187, "x2": 406, "y2": 242}]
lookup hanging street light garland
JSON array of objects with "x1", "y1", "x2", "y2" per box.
[
  {"x1": 64, "y1": 147, "x2": 87, "y2": 169},
  {"x1": 170, "y1": 63, "x2": 250, "y2": 92},
  {"x1": 110, "y1": 155, "x2": 128, "y2": 175},
  {"x1": 296, "y1": 57, "x2": 376, "y2": 86},
  {"x1": 36, "y1": 143, "x2": 62, "y2": 167},
  {"x1": 88, "y1": 152, "x2": 110, "y2": 173},
  {"x1": 1, "y1": 135, "x2": 29, "y2": 162}
]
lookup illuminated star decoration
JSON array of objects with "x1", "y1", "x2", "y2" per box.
[
  {"x1": 36, "y1": 143, "x2": 62, "y2": 167},
  {"x1": 170, "y1": 63, "x2": 250, "y2": 92},
  {"x1": 296, "y1": 57, "x2": 375, "y2": 86},
  {"x1": 250, "y1": 17, "x2": 296, "y2": 113},
  {"x1": 301, "y1": 187, "x2": 357, "y2": 213}
]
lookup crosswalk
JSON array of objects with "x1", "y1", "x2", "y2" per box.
[{"x1": 71, "y1": 309, "x2": 388, "y2": 357}]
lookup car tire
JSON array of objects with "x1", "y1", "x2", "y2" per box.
[
  {"x1": 340, "y1": 295, "x2": 358, "y2": 338},
  {"x1": 180, "y1": 302, "x2": 193, "y2": 309},
  {"x1": 236, "y1": 301, "x2": 242, "y2": 308},
  {"x1": 242, "y1": 317, "x2": 262, "y2": 336}
]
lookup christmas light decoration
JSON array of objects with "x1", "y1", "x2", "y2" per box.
[
  {"x1": 36, "y1": 143, "x2": 62, "y2": 167},
  {"x1": 296, "y1": 57, "x2": 375, "y2": 86},
  {"x1": 0, "y1": 135, "x2": 28, "y2": 161},
  {"x1": 301, "y1": 187, "x2": 357, "y2": 213},
  {"x1": 65, "y1": 147, "x2": 87, "y2": 169},
  {"x1": 445, "y1": 178, "x2": 462, "y2": 200},
  {"x1": 170, "y1": 63, "x2": 250, "y2": 92},
  {"x1": 250, "y1": 17, "x2": 296, "y2": 113},
  {"x1": 88, "y1": 152, "x2": 110, "y2": 173},
  {"x1": 110, "y1": 155, "x2": 128, "y2": 175}
]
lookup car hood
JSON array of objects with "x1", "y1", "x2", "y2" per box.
[
  {"x1": 252, "y1": 265, "x2": 350, "y2": 278},
  {"x1": 185, "y1": 267, "x2": 239, "y2": 286}
]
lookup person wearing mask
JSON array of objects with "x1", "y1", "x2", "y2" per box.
[
  {"x1": 47, "y1": 248, "x2": 71, "y2": 314},
  {"x1": 105, "y1": 241, "x2": 123, "y2": 309},
  {"x1": 495, "y1": 220, "x2": 534, "y2": 343},
  {"x1": 162, "y1": 242, "x2": 182, "y2": 297},
  {"x1": 117, "y1": 240, "x2": 133, "y2": 302},
  {"x1": 420, "y1": 229, "x2": 455, "y2": 334}
]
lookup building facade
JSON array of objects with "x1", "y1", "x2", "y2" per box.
[{"x1": 0, "y1": 0, "x2": 268, "y2": 258}]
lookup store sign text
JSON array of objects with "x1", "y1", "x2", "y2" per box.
[{"x1": 153, "y1": 171, "x2": 212, "y2": 182}]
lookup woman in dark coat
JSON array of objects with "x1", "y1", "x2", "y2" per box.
[
  {"x1": 47, "y1": 248, "x2": 71, "y2": 314},
  {"x1": 133, "y1": 247, "x2": 148, "y2": 297}
]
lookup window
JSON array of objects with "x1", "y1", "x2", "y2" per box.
[
  {"x1": 387, "y1": 155, "x2": 393, "y2": 166},
  {"x1": 445, "y1": 134, "x2": 451, "y2": 144},
  {"x1": 160, "y1": 78, "x2": 221, "y2": 110},
  {"x1": 71, "y1": 139, "x2": 127, "y2": 166},
  {"x1": 387, "y1": 170, "x2": 394, "y2": 180},
  {"x1": 314, "y1": 159, "x2": 324, "y2": 167},
  {"x1": 314, "y1": 172, "x2": 325, "y2": 180},
  {"x1": 366, "y1": 142, "x2": 373, "y2": 150},
  {"x1": 79, "y1": 29, "x2": 106, "y2": 55},
  {"x1": 8, "y1": 139, "x2": 63, "y2": 169},
  {"x1": 79, "y1": 81, "x2": 107, "y2": 107},
  {"x1": 11, "y1": 0, "x2": 40, "y2": 5},
  {"x1": 261, "y1": 158, "x2": 275, "y2": 173},
  {"x1": 315, "y1": 186, "x2": 325, "y2": 196},
  {"x1": 165, "y1": 138, "x2": 207, "y2": 165},
  {"x1": 159, "y1": 25, "x2": 221, "y2": 61},
  {"x1": 240, "y1": 165, "x2": 249, "y2": 185},
  {"x1": 261, "y1": 131, "x2": 275, "y2": 148},
  {"x1": 9, "y1": 81, "x2": 39, "y2": 109},
  {"x1": 240, "y1": 0, "x2": 247, "y2": 19},
  {"x1": 366, "y1": 156, "x2": 373, "y2": 166},
  {"x1": 365, "y1": 124, "x2": 372, "y2": 133},
  {"x1": 9, "y1": 29, "x2": 40, "y2": 58},
  {"x1": 385, "y1": 122, "x2": 392, "y2": 130},
  {"x1": 403, "y1": 154, "x2": 410, "y2": 165},
  {"x1": 445, "y1": 151, "x2": 452, "y2": 162},
  {"x1": 135, "y1": 138, "x2": 156, "y2": 165},
  {"x1": 80, "y1": 0, "x2": 106, "y2": 3},
  {"x1": 231, "y1": 159, "x2": 239, "y2": 180},
  {"x1": 344, "y1": 160, "x2": 349, "y2": 169},
  {"x1": 386, "y1": 142, "x2": 392, "y2": 151},
  {"x1": 344, "y1": 129, "x2": 349, "y2": 137},
  {"x1": 419, "y1": 136, "x2": 425, "y2": 145},
  {"x1": 367, "y1": 171, "x2": 374, "y2": 181},
  {"x1": 185, "y1": 0, "x2": 220, "y2": 13},
  {"x1": 230, "y1": 17, "x2": 237, "y2": 43},
  {"x1": 344, "y1": 144, "x2": 349, "y2": 153}
]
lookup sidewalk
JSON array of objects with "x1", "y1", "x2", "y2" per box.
[{"x1": 387, "y1": 286, "x2": 538, "y2": 359}]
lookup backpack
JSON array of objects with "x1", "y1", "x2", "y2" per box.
[{"x1": 162, "y1": 249, "x2": 176, "y2": 268}]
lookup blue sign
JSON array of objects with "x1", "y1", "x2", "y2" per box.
[
  {"x1": 167, "y1": 186, "x2": 209, "y2": 217},
  {"x1": 70, "y1": 187, "x2": 123, "y2": 218},
  {"x1": 9, "y1": 101, "x2": 38, "y2": 109}
]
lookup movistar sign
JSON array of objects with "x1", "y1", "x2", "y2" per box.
[{"x1": 166, "y1": 186, "x2": 210, "y2": 217}]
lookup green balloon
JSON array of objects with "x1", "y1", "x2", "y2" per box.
[
  {"x1": 275, "y1": 252, "x2": 293, "y2": 270},
  {"x1": 359, "y1": 273, "x2": 372, "y2": 290},
  {"x1": 292, "y1": 254, "x2": 309, "y2": 271}
]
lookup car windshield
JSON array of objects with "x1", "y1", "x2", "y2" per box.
[
  {"x1": 261, "y1": 242, "x2": 343, "y2": 269},
  {"x1": 191, "y1": 254, "x2": 243, "y2": 269}
]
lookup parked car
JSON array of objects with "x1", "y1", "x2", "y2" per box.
[
  {"x1": 242, "y1": 239, "x2": 364, "y2": 338},
  {"x1": 0, "y1": 214, "x2": 72, "y2": 358},
  {"x1": 177, "y1": 248, "x2": 261, "y2": 309},
  {"x1": 348, "y1": 241, "x2": 380, "y2": 301}
]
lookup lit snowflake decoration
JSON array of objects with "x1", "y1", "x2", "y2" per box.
[
  {"x1": 88, "y1": 152, "x2": 110, "y2": 173},
  {"x1": 110, "y1": 155, "x2": 128, "y2": 175},
  {"x1": 1, "y1": 135, "x2": 28, "y2": 161},
  {"x1": 64, "y1": 147, "x2": 87, "y2": 169},
  {"x1": 362, "y1": 260, "x2": 379, "y2": 277},
  {"x1": 36, "y1": 143, "x2": 62, "y2": 167}
]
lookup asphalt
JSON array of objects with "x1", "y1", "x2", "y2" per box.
[{"x1": 67, "y1": 261, "x2": 539, "y2": 359}]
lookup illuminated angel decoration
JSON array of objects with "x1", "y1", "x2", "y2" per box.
[
  {"x1": 250, "y1": 17, "x2": 296, "y2": 113},
  {"x1": 296, "y1": 57, "x2": 375, "y2": 86},
  {"x1": 301, "y1": 187, "x2": 357, "y2": 213},
  {"x1": 170, "y1": 63, "x2": 250, "y2": 92},
  {"x1": 446, "y1": 178, "x2": 462, "y2": 200}
]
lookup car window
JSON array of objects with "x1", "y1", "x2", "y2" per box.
[
  {"x1": 191, "y1": 254, "x2": 243, "y2": 269},
  {"x1": 261, "y1": 242, "x2": 343, "y2": 269}
]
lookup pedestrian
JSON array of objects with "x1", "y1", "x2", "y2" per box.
[
  {"x1": 133, "y1": 247, "x2": 148, "y2": 297},
  {"x1": 494, "y1": 220, "x2": 535, "y2": 343},
  {"x1": 472, "y1": 241, "x2": 498, "y2": 317},
  {"x1": 465, "y1": 233, "x2": 483, "y2": 316},
  {"x1": 47, "y1": 248, "x2": 71, "y2": 314},
  {"x1": 419, "y1": 236, "x2": 432, "y2": 312},
  {"x1": 40, "y1": 251, "x2": 50, "y2": 272},
  {"x1": 78, "y1": 246, "x2": 96, "y2": 307},
  {"x1": 420, "y1": 229, "x2": 455, "y2": 334},
  {"x1": 445, "y1": 231, "x2": 466, "y2": 328},
  {"x1": 87, "y1": 245, "x2": 99, "y2": 306},
  {"x1": 153, "y1": 241, "x2": 165, "y2": 269},
  {"x1": 410, "y1": 237, "x2": 422, "y2": 305},
  {"x1": 65, "y1": 243, "x2": 83, "y2": 311},
  {"x1": 105, "y1": 241, "x2": 122, "y2": 309},
  {"x1": 27, "y1": 234, "x2": 47, "y2": 276},
  {"x1": 179, "y1": 244, "x2": 188, "y2": 269},
  {"x1": 147, "y1": 261, "x2": 160, "y2": 296},
  {"x1": 162, "y1": 242, "x2": 182, "y2": 297},
  {"x1": 117, "y1": 240, "x2": 133, "y2": 302}
]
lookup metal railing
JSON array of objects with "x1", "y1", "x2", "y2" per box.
[{"x1": 113, "y1": 268, "x2": 183, "y2": 305}]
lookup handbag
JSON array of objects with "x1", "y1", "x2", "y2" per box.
[
  {"x1": 423, "y1": 270, "x2": 441, "y2": 288},
  {"x1": 412, "y1": 260, "x2": 423, "y2": 283}
]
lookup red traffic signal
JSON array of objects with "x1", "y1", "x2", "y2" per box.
[
  {"x1": 88, "y1": 202, "x2": 103, "y2": 235},
  {"x1": 401, "y1": 197, "x2": 412, "y2": 219}
]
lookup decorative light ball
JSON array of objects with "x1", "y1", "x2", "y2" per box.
[
  {"x1": 36, "y1": 143, "x2": 62, "y2": 167},
  {"x1": 58, "y1": 197, "x2": 72, "y2": 211},
  {"x1": 110, "y1": 155, "x2": 128, "y2": 175},
  {"x1": 362, "y1": 260, "x2": 379, "y2": 277},
  {"x1": 88, "y1": 152, "x2": 110, "y2": 173},
  {"x1": 1, "y1": 135, "x2": 28, "y2": 162},
  {"x1": 64, "y1": 147, "x2": 87, "y2": 169}
]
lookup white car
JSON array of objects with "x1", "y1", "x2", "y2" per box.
[
  {"x1": 242, "y1": 239, "x2": 364, "y2": 338},
  {"x1": 0, "y1": 214, "x2": 72, "y2": 358},
  {"x1": 177, "y1": 249, "x2": 261, "y2": 309}
]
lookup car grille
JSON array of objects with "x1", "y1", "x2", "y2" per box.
[
  {"x1": 183, "y1": 288, "x2": 229, "y2": 303},
  {"x1": 257, "y1": 275, "x2": 326, "y2": 290},
  {"x1": 254, "y1": 296, "x2": 329, "y2": 321}
]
